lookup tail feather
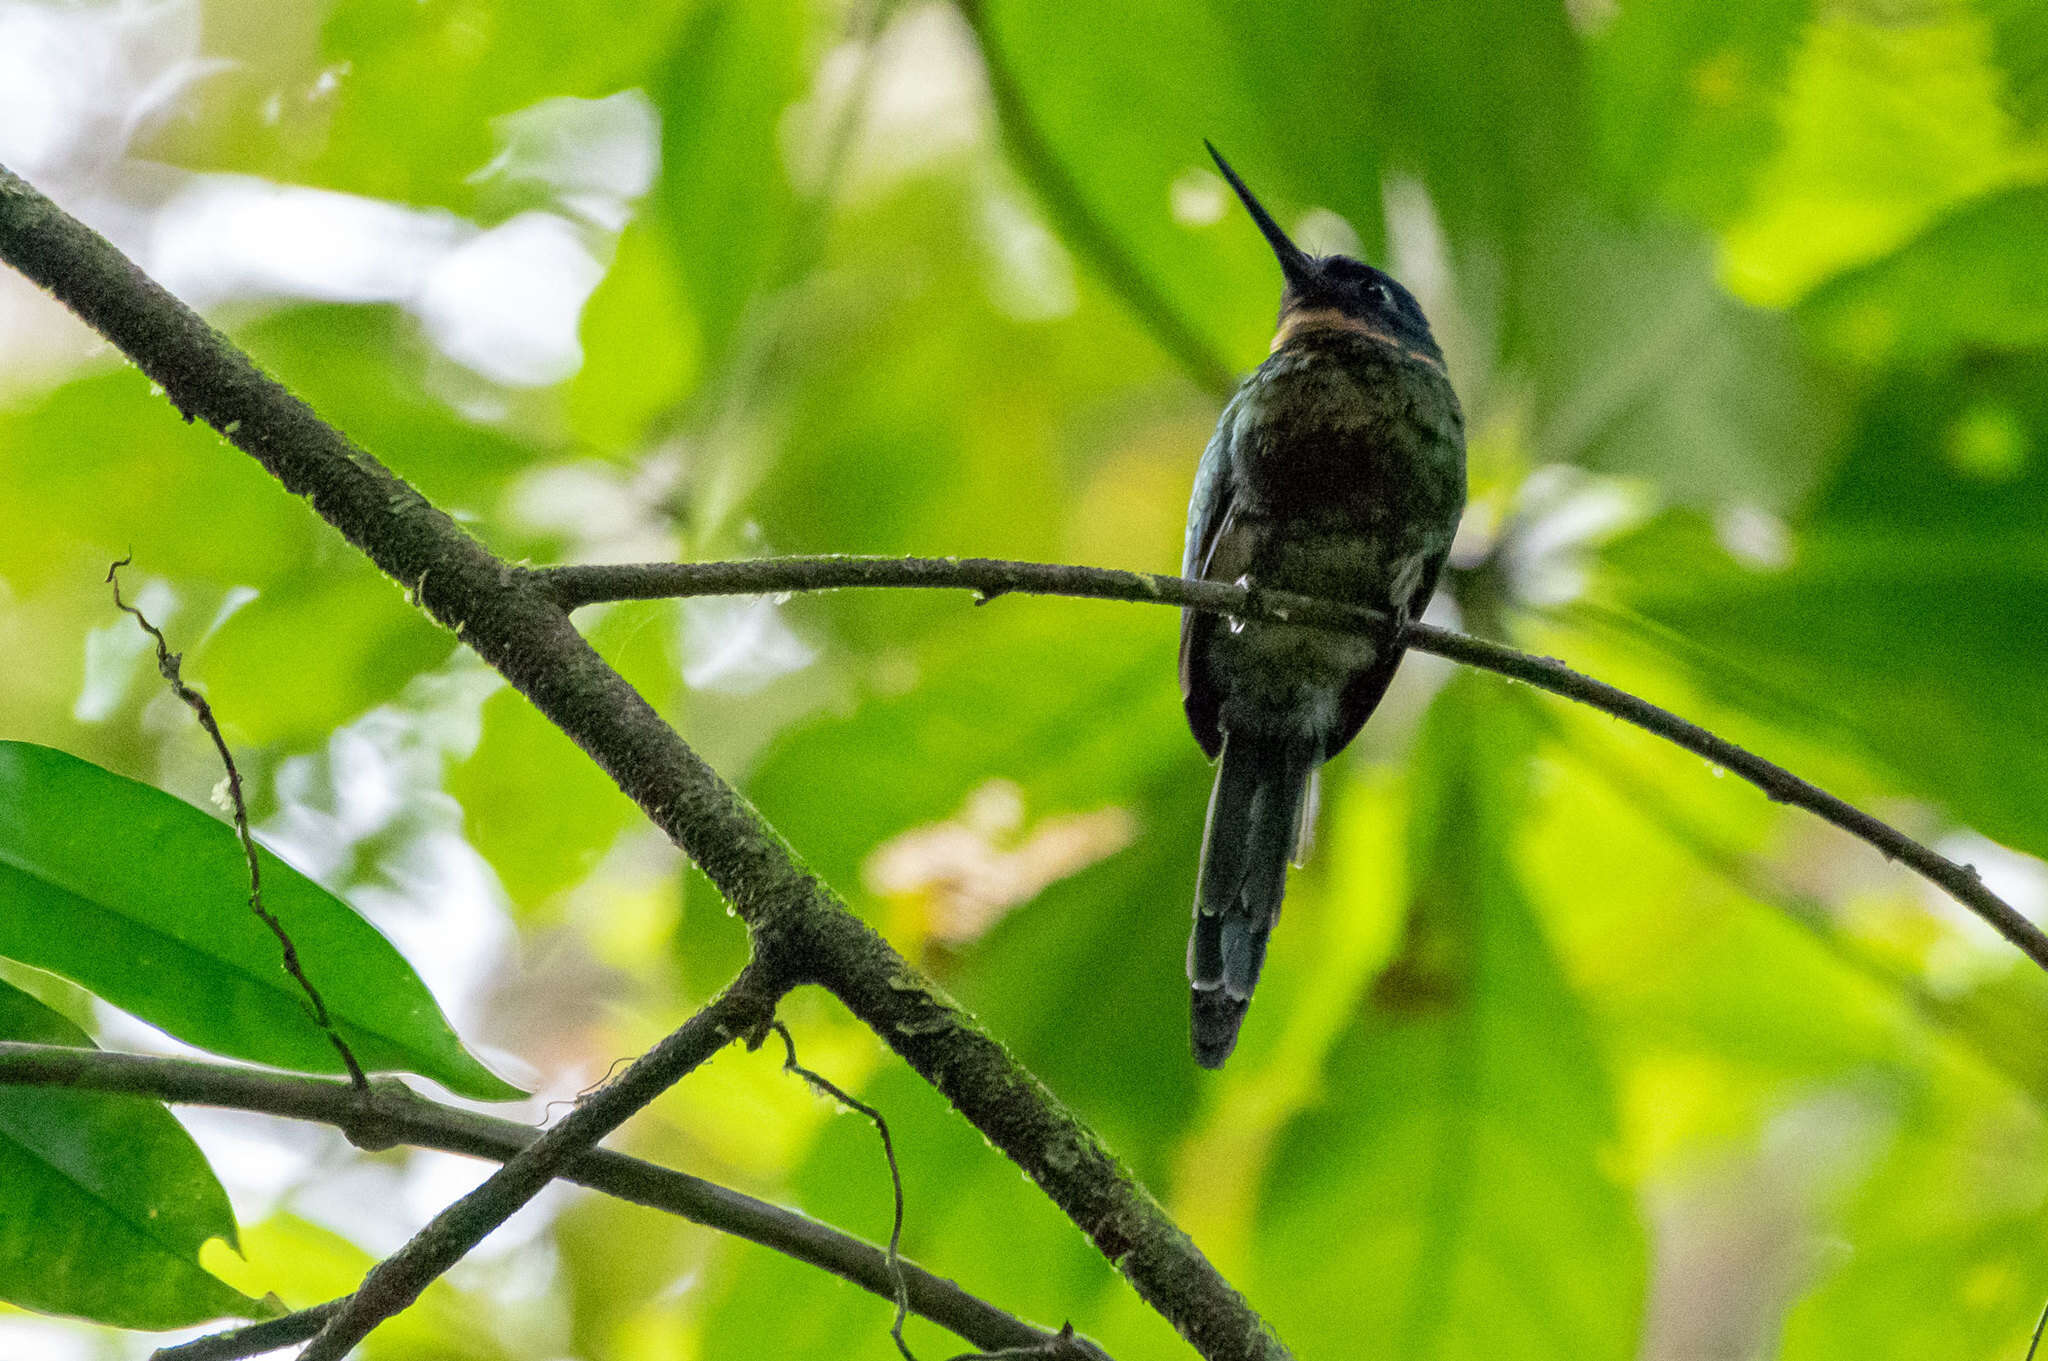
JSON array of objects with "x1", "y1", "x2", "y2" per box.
[{"x1": 1188, "y1": 733, "x2": 1314, "y2": 1068}]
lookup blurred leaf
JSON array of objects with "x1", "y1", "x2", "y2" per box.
[
  {"x1": 973, "y1": 0, "x2": 1280, "y2": 369},
  {"x1": 0, "y1": 364, "x2": 309, "y2": 594},
  {"x1": 0, "y1": 977, "x2": 262, "y2": 1329},
  {"x1": 566, "y1": 220, "x2": 698, "y2": 455},
  {"x1": 1251, "y1": 677, "x2": 1644, "y2": 1360},
  {"x1": 0, "y1": 742, "x2": 519, "y2": 1100},
  {"x1": 1527, "y1": 216, "x2": 1843, "y2": 509},
  {"x1": 1719, "y1": 10, "x2": 2045, "y2": 306},
  {"x1": 1588, "y1": 0, "x2": 1810, "y2": 222},
  {"x1": 1605, "y1": 348, "x2": 2048, "y2": 859},
  {"x1": 1801, "y1": 184, "x2": 2048, "y2": 367},
  {"x1": 449, "y1": 606, "x2": 678, "y2": 912},
  {"x1": 243, "y1": 306, "x2": 549, "y2": 511},
  {"x1": 653, "y1": 0, "x2": 816, "y2": 370},
  {"x1": 982, "y1": 0, "x2": 1586, "y2": 365},
  {"x1": 1778, "y1": 1069, "x2": 2048, "y2": 1361},
  {"x1": 747, "y1": 599, "x2": 1202, "y2": 1157},
  {"x1": 309, "y1": 0, "x2": 691, "y2": 210},
  {"x1": 193, "y1": 552, "x2": 456, "y2": 750},
  {"x1": 1984, "y1": 0, "x2": 2048, "y2": 128},
  {"x1": 700, "y1": 1046, "x2": 1155, "y2": 1361}
]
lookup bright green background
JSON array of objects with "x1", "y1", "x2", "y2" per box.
[{"x1": 3, "y1": 0, "x2": 2048, "y2": 1356}]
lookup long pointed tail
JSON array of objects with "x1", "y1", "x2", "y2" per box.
[{"x1": 1187, "y1": 732, "x2": 1314, "y2": 1068}]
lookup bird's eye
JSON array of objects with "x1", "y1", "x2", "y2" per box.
[{"x1": 1367, "y1": 281, "x2": 1392, "y2": 305}]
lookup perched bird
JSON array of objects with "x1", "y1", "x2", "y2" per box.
[{"x1": 1182, "y1": 143, "x2": 1466, "y2": 1068}]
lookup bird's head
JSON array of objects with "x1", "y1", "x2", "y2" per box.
[{"x1": 1205, "y1": 140, "x2": 1442, "y2": 365}]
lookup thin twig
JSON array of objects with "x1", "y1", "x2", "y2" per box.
[
  {"x1": 0, "y1": 1042, "x2": 1066, "y2": 1358},
  {"x1": 533, "y1": 553, "x2": 2048, "y2": 976},
  {"x1": 154, "y1": 1302, "x2": 342, "y2": 1361},
  {"x1": 106, "y1": 558, "x2": 367, "y2": 1089},
  {"x1": 2027, "y1": 1295, "x2": 2048, "y2": 1361},
  {"x1": 950, "y1": 1322, "x2": 1112, "y2": 1360},
  {"x1": 773, "y1": 1021, "x2": 916, "y2": 1361},
  {"x1": 296, "y1": 968, "x2": 780, "y2": 1359}
]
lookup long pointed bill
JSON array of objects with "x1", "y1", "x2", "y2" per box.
[{"x1": 1205, "y1": 140, "x2": 1316, "y2": 293}]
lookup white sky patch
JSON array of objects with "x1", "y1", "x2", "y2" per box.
[
  {"x1": 786, "y1": 1, "x2": 988, "y2": 195},
  {"x1": 74, "y1": 574, "x2": 177, "y2": 722},
  {"x1": 1293, "y1": 207, "x2": 1362, "y2": 259},
  {"x1": 3, "y1": 20, "x2": 652, "y2": 395},
  {"x1": 150, "y1": 174, "x2": 470, "y2": 307},
  {"x1": 1921, "y1": 833, "x2": 2048, "y2": 994},
  {"x1": 1170, "y1": 168, "x2": 1227, "y2": 227},
  {"x1": 1505, "y1": 464, "x2": 1655, "y2": 607},
  {"x1": 471, "y1": 90, "x2": 660, "y2": 233},
  {"x1": 0, "y1": 1316, "x2": 102, "y2": 1361},
  {"x1": 1715, "y1": 504, "x2": 1794, "y2": 570},
  {"x1": 680, "y1": 596, "x2": 815, "y2": 695},
  {"x1": 262, "y1": 663, "x2": 515, "y2": 1045},
  {"x1": 0, "y1": 0, "x2": 217, "y2": 179},
  {"x1": 154, "y1": 186, "x2": 609, "y2": 389},
  {"x1": 504, "y1": 451, "x2": 688, "y2": 564},
  {"x1": 415, "y1": 211, "x2": 606, "y2": 387},
  {"x1": 977, "y1": 174, "x2": 1077, "y2": 321}
]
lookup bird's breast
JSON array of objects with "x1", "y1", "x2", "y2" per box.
[{"x1": 1227, "y1": 341, "x2": 1463, "y2": 528}]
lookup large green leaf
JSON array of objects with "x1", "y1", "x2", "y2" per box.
[
  {"x1": 0, "y1": 978, "x2": 263, "y2": 1329},
  {"x1": 981, "y1": 0, "x2": 1586, "y2": 368},
  {"x1": 1801, "y1": 184, "x2": 2048, "y2": 367},
  {"x1": 0, "y1": 743, "x2": 518, "y2": 1100},
  {"x1": 1604, "y1": 349, "x2": 2048, "y2": 860},
  {"x1": 1587, "y1": 0, "x2": 1811, "y2": 222},
  {"x1": 1251, "y1": 677, "x2": 1644, "y2": 1360},
  {"x1": 303, "y1": 0, "x2": 692, "y2": 211},
  {"x1": 652, "y1": 0, "x2": 816, "y2": 372},
  {"x1": 1777, "y1": 1061, "x2": 2048, "y2": 1361},
  {"x1": 1523, "y1": 216, "x2": 1843, "y2": 509}
]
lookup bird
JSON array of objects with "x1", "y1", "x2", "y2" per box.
[{"x1": 1181, "y1": 142, "x2": 1466, "y2": 1068}]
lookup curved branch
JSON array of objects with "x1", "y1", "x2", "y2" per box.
[
  {"x1": 534, "y1": 553, "x2": 2048, "y2": 975},
  {"x1": 0, "y1": 165, "x2": 1282, "y2": 1361},
  {"x1": 0, "y1": 1041, "x2": 1072, "y2": 1358}
]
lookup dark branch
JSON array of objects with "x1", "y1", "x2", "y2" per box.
[
  {"x1": 298, "y1": 969, "x2": 779, "y2": 1359},
  {"x1": 1, "y1": 165, "x2": 1263, "y2": 1357},
  {"x1": 0, "y1": 1042, "x2": 1065, "y2": 1358},
  {"x1": 535, "y1": 553, "x2": 2048, "y2": 976}
]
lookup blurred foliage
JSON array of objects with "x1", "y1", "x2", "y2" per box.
[{"x1": 3, "y1": 0, "x2": 2048, "y2": 1358}]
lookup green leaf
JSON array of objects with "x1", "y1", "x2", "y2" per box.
[
  {"x1": 1251, "y1": 677, "x2": 1645, "y2": 1360},
  {"x1": 1777, "y1": 1058, "x2": 2048, "y2": 1361},
  {"x1": 653, "y1": 0, "x2": 816, "y2": 370},
  {"x1": 1718, "y1": 10, "x2": 2044, "y2": 306},
  {"x1": 1605, "y1": 351, "x2": 2048, "y2": 859},
  {"x1": 1801, "y1": 184, "x2": 2048, "y2": 367},
  {"x1": 1525, "y1": 216, "x2": 1844, "y2": 509},
  {"x1": 0, "y1": 743, "x2": 519, "y2": 1100},
  {"x1": 1588, "y1": 0, "x2": 1811, "y2": 222},
  {"x1": 0, "y1": 977, "x2": 264, "y2": 1329},
  {"x1": 305, "y1": 0, "x2": 692, "y2": 211},
  {"x1": 448, "y1": 607, "x2": 677, "y2": 914}
]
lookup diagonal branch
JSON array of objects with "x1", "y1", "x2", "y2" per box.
[
  {"x1": 0, "y1": 1041, "x2": 1078, "y2": 1358},
  {"x1": 299, "y1": 967, "x2": 779, "y2": 1359},
  {"x1": 0, "y1": 164, "x2": 1284, "y2": 1361},
  {"x1": 535, "y1": 554, "x2": 2048, "y2": 976}
]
